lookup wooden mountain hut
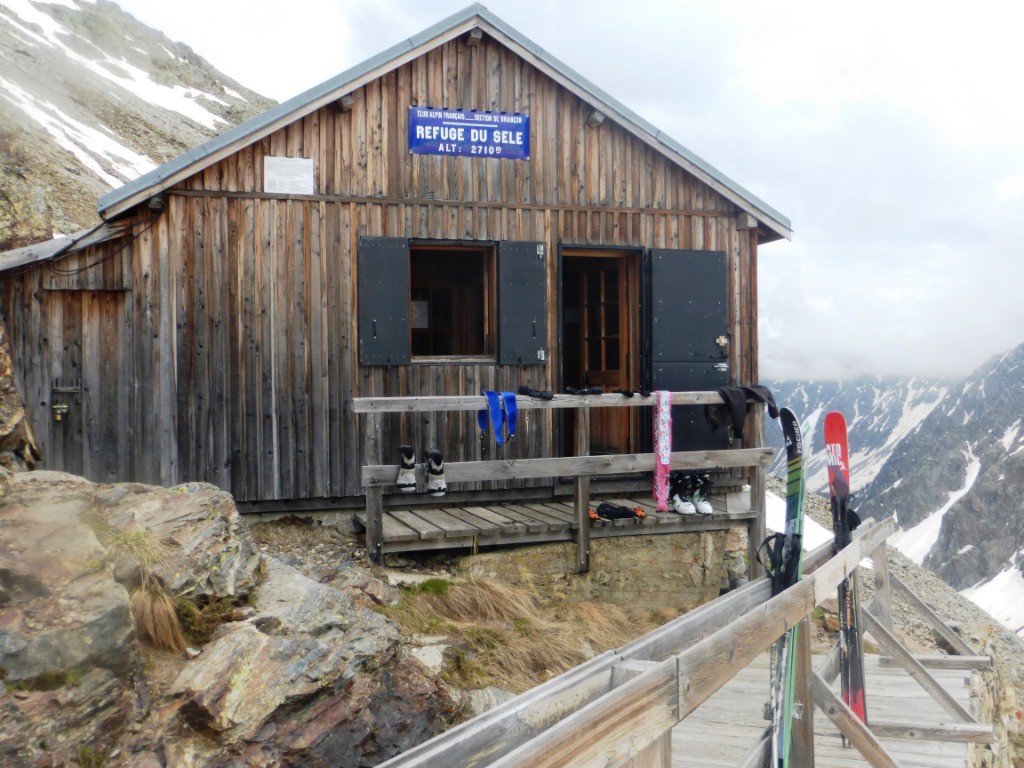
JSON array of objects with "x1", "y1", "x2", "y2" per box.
[{"x1": 0, "y1": 4, "x2": 790, "y2": 539}]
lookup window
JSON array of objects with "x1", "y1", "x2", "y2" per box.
[
  {"x1": 357, "y1": 237, "x2": 546, "y2": 366},
  {"x1": 409, "y1": 245, "x2": 495, "y2": 358}
]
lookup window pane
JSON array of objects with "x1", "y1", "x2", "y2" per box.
[{"x1": 409, "y1": 247, "x2": 493, "y2": 356}]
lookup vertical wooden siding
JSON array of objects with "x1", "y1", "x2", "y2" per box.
[{"x1": 3, "y1": 35, "x2": 760, "y2": 502}]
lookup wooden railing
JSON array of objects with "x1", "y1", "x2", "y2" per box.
[
  {"x1": 353, "y1": 391, "x2": 772, "y2": 568},
  {"x1": 373, "y1": 517, "x2": 994, "y2": 768}
]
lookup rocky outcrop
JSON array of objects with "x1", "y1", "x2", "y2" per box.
[{"x1": 0, "y1": 472, "x2": 452, "y2": 767}]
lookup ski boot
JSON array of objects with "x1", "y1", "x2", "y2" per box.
[
  {"x1": 426, "y1": 450, "x2": 448, "y2": 497},
  {"x1": 693, "y1": 472, "x2": 713, "y2": 515},
  {"x1": 670, "y1": 472, "x2": 697, "y2": 515},
  {"x1": 396, "y1": 445, "x2": 417, "y2": 493}
]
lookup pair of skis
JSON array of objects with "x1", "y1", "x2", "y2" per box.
[
  {"x1": 765, "y1": 409, "x2": 866, "y2": 767},
  {"x1": 823, "y1": 411, "x2": 868, "y2": 728}
]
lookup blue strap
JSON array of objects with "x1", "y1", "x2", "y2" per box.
[
  {"x1": 500, "y1": 392, "x2": 517, "y2": 441},
  {"x1": 479, "y1": 390, "x2": 506, "y2": 445}
]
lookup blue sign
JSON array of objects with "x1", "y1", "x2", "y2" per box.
[{"x1": 408, "y1": 108, "x2": 530, "y2": 160}]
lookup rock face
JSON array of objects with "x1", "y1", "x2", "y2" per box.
[
  {"x1": 0, "y1": 471, "x2": 452, "y2": 767},
  {"x1": 857, "y1": 344, "x2": 1024, "y2": 590}
]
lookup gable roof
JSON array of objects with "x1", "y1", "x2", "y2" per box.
[{"x1": 97, "y1": 3, "x2": 791, "y2": 241}]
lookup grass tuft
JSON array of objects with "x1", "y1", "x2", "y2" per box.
[{"x1": 384, "y1": 578, "x2": 665, "y2": 693}]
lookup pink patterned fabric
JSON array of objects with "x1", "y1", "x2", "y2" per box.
[{"x1": 653, "y1": 390, "x2": 672, "y2": 511}]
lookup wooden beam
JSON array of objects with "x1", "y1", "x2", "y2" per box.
[
  {"x1": 486, "y1": 659, "x2": 679, "y2": 768},
  {"x1": 877, "y1": 654, "x2": 991, "y2": 671},
  {"x1": 791, "y1": 618, "x2": 815, "y2": 767},
  {"x1": 352, "y1": 391, "x2": 736, "y2": 413},
  {"x1": 586, "y1": 109, "x2": 605, "y2": 129},
  {"x1": 869, "y1": 719, "x2": 994, "y2": 743},
  {"x1": 870, "y1": 541, "x2": 895, "y2": 633},
  {"x1": 574, "y1": 407, "x2": 591, "y2": 573},
  {"x1": 861, "y1": 604, "x2": 975, "y2": 723},
  {"x1": 362, "y1": 447, "x2": 774, "y2": 485},
  {"x1": 465, "y1": 27, "x2": 483, "y2": 46},
  {"x1": 811, "y1": 671, "x2": 903, "y2": 768},
  {"x1": 736, "y1": 212, "x2": 759, "y2": 230},
  {"x1": 888, "y1": 572, "x2": 975, "y2": 657},
  {"x1": 617, "y1": 660, "x2": 672, "y2": 768}
]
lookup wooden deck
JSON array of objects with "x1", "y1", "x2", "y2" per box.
[
  {"x1": 673, "y1": 654, "x2": 974, "y2": 768},
  {"x1": 354, "y1": 491, "x2": 756, "y2": 554}
]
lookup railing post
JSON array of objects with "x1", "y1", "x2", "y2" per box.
[
  {"x1": 748, "y1": 403, "x2": 767, "y2": 579},
  {"x1": 574, "y1": 406, "x2": 591, "y2": 574},
  {"x1": 790, "y1": 617, "x2": 815, "y2": 767},
  {"x1": 364, "y1": 412, "x2": 384, "y2": 566},
  {"x1": 870, "y1": 541, "x2": 894, "y2": 633}
]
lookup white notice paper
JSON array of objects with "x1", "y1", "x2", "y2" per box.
[{"x1": 264, "y1": 156, "x2": 315, "y2": 195}]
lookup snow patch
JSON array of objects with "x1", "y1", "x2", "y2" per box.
[
  {"x1": 957, "y1": 544, "x2": 974, "y2": 555},
  {"x1": 0, "y1": 0, "x2": 227, "y2": 129},
  {"x1": 1000, "y1": 420, "x2": 1021, "y2": 451},
  {"x1": 893, "y1": 444, "x2": 982, "y2": 565},
  {"x1": 0, "y1": 76, "x2": 155, "y2": 186},
  {"x1": 765, "y1": 490, "x2": 833, "y2": 552},
  {"x1": 962, "y1": 567, "x2": 1024, "y2": 637}
]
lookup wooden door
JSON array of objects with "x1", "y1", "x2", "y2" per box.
[
  {"x1": 581, "y1": 261, "x2": 628, "y2": 452},
  {"x1": 44, "y1": 289, "x2": 133, "y2": 482},
  {"x1": 562, "y1": 252, "x2": 636, "y2": 455}
]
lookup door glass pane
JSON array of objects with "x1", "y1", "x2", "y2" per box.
[
  {"x1": 587, "y1": 337, "x2": 602, "y2": 369},
  {"x1": 605, "y1": 339, "x2": 619, "y2": 370}
]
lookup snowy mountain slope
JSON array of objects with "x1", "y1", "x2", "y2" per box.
[
  {"x1": 766, "y1": 341, "x2": 1024, "y2": 639},
  {"x1": 0, "y1": 0, "x2": 274, "y2": 247},
  {"x1": 765, "y1": 376, "x2": 952, "y2": 495}
]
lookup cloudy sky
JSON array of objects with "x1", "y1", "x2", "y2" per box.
[{"x1": 113, "y1": 0, "x2": 1024, "y2": 381}]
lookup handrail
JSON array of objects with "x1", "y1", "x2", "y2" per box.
[
  {"x1": 362, "y1": 447, "x2": 773, "y2": 486},
  {"x1": 376, "y1": 517, "x2": 898, "y2": 768},
  {"x1": 352, "y1": 391, "x2": 729, "y2": 413}
]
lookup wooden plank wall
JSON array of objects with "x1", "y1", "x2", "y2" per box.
[{"x1": 1, "y1": 34, "x2": 759, "y2": 504}]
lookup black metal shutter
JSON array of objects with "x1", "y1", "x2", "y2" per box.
[
  {"x1": 649, "y1": 249, "x2": 730, "y2": 450},
  {"x1": 358, "y1": 237, "x2": 410, "y2": 365},
  {"x1": 498, "y1": 241, "x2": 547, "y2": 365}
]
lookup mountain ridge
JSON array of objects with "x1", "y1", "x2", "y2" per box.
[{"x1": 0, "y1": 0, "x2": 274, "y2": 249}]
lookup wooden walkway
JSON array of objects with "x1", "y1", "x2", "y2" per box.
[
  {"x1": 354, "y1": 491, "x2": 756, "y2": 554},
  {"x1": 673, "y1": 654, "x2": 973, "y2": 767}
]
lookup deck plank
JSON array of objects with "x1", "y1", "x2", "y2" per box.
[
  {"x1": 672, "y1": 654, "x2": 972, "y2": 768},
  {"x1": 389, "y1": 510, "x2": 446, "y2": 540},
  {"x1": 442, "y1": 506, "x2": 503, "y2": 535},
  {"x1": 407, "y1": 508, "x2": 484, "y2": 538},
  {"x1": 486, "y1": 504, "x2": 551, "y2": 533}
]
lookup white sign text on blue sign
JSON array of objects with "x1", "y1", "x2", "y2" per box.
[{"x1": 408, "y1": 108, "x2": 530, "y2": 159}]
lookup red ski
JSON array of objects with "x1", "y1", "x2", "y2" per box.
[{"x1": 823, "y1": 411, "x2": 868, "y2": 725}]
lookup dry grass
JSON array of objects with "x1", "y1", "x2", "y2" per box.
[
  {"x1": 247, "y1": 518, "x2": 347, "y2": 548},
  {"x1": 97, "y1": 525, "x2": 189, "y2": 655},
  {"x1": 131, "y1": 584, "x2": 187, "y2": 654},
  {"x1": 385, "y1": 579, "x2": 668, "y2": 694},
  {"x1": 103, "y1": 528, "x2": 173, "y2": 572}
]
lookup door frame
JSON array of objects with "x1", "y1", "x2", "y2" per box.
[{"x1": 557, "y1": 246, "x2": 642, "y2": 455}]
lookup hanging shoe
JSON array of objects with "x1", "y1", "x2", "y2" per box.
[
  {"x1": 426, "y1": 450, "x2": 447, "y2": 497},
  {"x1": 396, "y1": 445, "x2": 416, "y2": 493}
]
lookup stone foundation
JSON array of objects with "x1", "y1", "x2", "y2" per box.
[{"x1": 457, "y1": 527, "x2": 750, "y2": 612}]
